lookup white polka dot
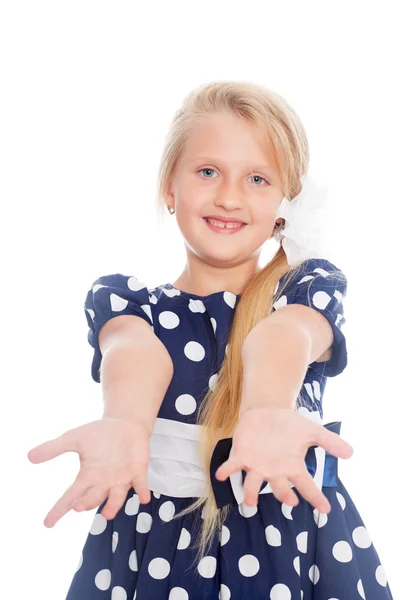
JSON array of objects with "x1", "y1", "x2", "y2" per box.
[
  {"x1": 86, "y1": 308, "x2": 95, "y2": 321},
  {"x1": 357, "y1": 579, "x2": 366, "y2": 599},
  {"x1": 239, "y1": 502, "x2": 258, "y2": 518},
  {"x1": 336, "y1": 491, "x2": 346, "y2": 510},
  {"x1": 225, "y1": 343, "x2": 229, "y2": 355},
  {"x1": 127, "y1": 276, "x2": 147, "y2": 291},
  {"x1": 175, "y1": 394, "x2": 197, "y2": 415},
  {"x1": 313, "y1": 508, "x2": 328, "y2": 528},
  {"x1": 281, "y1": 503, "x2": 294, "y2": 520},
  {"x1": 141, "y1": 305, "x2": 152, "y2": 322},
  {"x1": 223, "y1": 291, "x2": 237, "y2": 309},
  {"x1": 125, "y1": 494, "x2": 140, "y2": 516},
  {"x1": 159, "y1": 310, "x2": 180, "y2": 329},
  {"x1": 163, "y1": 286, "x2": 181, "y2": 297},
  {"x1": 184, "y1": 341, "x2": 205, "y2": 361},
  {"x1": 177, "y1": 527, "x2": 191, "y2": 550},
  {"x1": 110, "y1": 293, "x2": 129, "y2": 312},
  {"x1": 211, "y1": 317, "x2": 217, "y2": 333},
  {"x1": 90, "y1": 513, "x2": 107, "y2": 535},
  {"x1": 273, "y1": 295, "x2": 288, "y2": 310},
  {"x1": 129, "y1": 549, "x2": 138, "y2": 571},
  {"x1": 332, "y1": 540, "x2": 353, "y2": 562},
  {"x1": 198, "y1": 556, "x2": 217, "y2": 578},
  {"x1": 293, "y1": 556, "x2": 300, "y2": 576},
  {"x1": 169, "y1": 588, "x2": 189, "y2": 600},
  {"x1": 75, "y1": 552, "x2": 83, "y2": 572},
  {"x1": 238, "y1": 554, "x2": 260, "y2": 577},
  {"x1": 220, "y1": 525, "x2": 230, "y2": 546},
  {"x1": 296, "y1": 531, "x2": 308, "y2": 554},
  {"x1": 111, "y1": 586, "x2": 127, "y2": 600},
  {"x1": 312, "y1": 290, "x2": 331, "y2": 310},
  {"x1": 376, "y1": 564, "x2": 388, "y2": 586},
  {"x1": 308, "y1": 564, "x2": 320, "y2": 584},
  {"x1": 159, "y1": 500, "x2": 176, "y2": 522},
  {"x1": 219, "y1": 584, "x2": 231, "y2": 599},
  {"x1": 352, "y1": 526, "x2": 372, "y2": 548},
  {"x1": 312, "y1": 380, "x2": 321, "y2": 400},
  {"x1": 112, "y1": 531, "x2": 119, "y2": 553},
  {"x1": 304, "y1": 382, "x2": 314, "y2": 400},
  {"x1": 153, "y1": 491, "x2": 161, "y2": 499},
  {"x1": 265, "y1": 524, "x2": 282, "y2": 547},
  {"x1": 136, "y1": 512, "x2": 152, "y2": 533},
  {"x1": 209, "y1": 373, "x2": 218, "y2": 391},
  {"x1": 95, "y1": 568, "x2": 111, "y2": 590},
  {"x1": 148, "y1": 557, "x2": 171, "y2": 579},
  {"x1": 270, "y1": 583, "x2": 292, "y2": 599},
  {"x1": 189, "y1": 299, "x2": 206, "y2": 313}
]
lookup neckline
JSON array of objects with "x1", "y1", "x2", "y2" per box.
[{"x1": 163, "y1": 282, "x2": 241, "y2": 300}]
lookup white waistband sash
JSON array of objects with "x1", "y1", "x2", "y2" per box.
[{"x1": 147, "y1": 410, "x2": 326, "y2": 502}]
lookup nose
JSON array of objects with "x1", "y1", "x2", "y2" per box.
[{"x1": 213, "y1": 178, "x2": 246, "y2": 212}]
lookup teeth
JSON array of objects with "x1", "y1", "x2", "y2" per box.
[{"x1": 206, "y1": 218, "x2": 243, "y2": 229}]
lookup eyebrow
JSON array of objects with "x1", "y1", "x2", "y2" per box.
[{"x1": 192, "y1": 157, "x2": 275, "y2": 175}]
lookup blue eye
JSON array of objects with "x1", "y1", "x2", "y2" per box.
[
  {"x1": 200, "y1": 168, "x2": 217, "y2": 178},
  {"x1": 198, "y1": 169, "x2": 269, "y2": 186},
  {"x1": 249, "y1": 174, "x2": 268, "y2": 186}
]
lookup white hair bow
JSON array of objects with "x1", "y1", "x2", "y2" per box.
[{"x1": 274, "y1": 174, "x2": 334, "y2": 266}]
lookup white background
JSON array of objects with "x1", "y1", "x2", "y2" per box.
[{"x1": 2, "y1": 1, "x2": 398, "y2": 598}]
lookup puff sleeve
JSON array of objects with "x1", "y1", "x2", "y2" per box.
[
  {"x1": 272, "y1": 258, "x2": 348, "y2": 377},
  {"x1": 84, "y1": 273, "x2": 154, "y2": 383}
]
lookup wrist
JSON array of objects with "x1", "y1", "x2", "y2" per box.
[
  {"x1": 239, "y1": 397, "x2": 295, "y2": 419},
  {"x1": 101, "y1": 414, "x2": 153, "y2": 437}
]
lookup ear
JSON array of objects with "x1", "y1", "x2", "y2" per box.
[{"x1": 166, "y1": 180, "x2": 174, "y2": 203}]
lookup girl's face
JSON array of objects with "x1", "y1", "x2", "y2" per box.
[{"x1": 167, "y1": 112, "x2": 284, "y2": 268}]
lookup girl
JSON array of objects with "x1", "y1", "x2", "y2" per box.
[{"x1": 28, "y1": 80, "x2": 393, "y2": 599}]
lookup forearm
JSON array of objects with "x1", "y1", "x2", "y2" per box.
[
  {"x1": 240, "y1": 319, "x2": 312, "y2": 416},
  {"x1": 100, "y1": 337, "x2": 174, "y2": 435}
]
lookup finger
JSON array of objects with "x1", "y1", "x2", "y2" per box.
[
  {"x1": 44, "y1": 477, "x2": 90, "y2": 528},
  {"x1": 268, "y1": 476, "x2": 299, "y2": 506},
  {"x1": 290, "y1": 469, "x2": 331, "y2": 513},
  {"x1": 215, "y1": 457, "x2": 244, "y2": 482},
  {"x1": 28, "y1": 429, "x2": 78, "y2": 464},
  {"x1": 101, "y1": 485, "x2": 131, "y2": 519},
  {"x1": 72, "y1": 486, "x2": 108, "y2": 513},
  {"x1": 132, "y1": 471, "x2": 151, "y2": 504},
  {"x1": 312, "y1": 425, "x2": 353, "y2": 459},
  {"x1": 243, "y1": 470, "x2": 265, "y2": 506}
]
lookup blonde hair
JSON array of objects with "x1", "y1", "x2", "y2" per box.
[{"x1": 155, "y1": 80, "x2": 333, "y2": 564}]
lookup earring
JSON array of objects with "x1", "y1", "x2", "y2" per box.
[{"x1": 167, "y1": 205, "x2": 175, "y2": 215}]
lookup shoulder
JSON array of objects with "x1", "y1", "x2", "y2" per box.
[
  {"x1": 278, "y1": 257, "x2": 347, "y2": 296},
  {"x1": 88, "y1": 272, "x2": 150, "y2": 293},
  {"x1": 84, "y1": 272, "x2": 154, "y2": 325}
]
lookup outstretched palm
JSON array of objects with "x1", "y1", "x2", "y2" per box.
[{"x1": 27, "y1": 418, "x2": 151, "y2": 528}]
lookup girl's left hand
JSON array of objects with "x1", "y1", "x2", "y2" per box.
[{"x1": 215, "y1": 406, "x2": 353, "y2": 513}]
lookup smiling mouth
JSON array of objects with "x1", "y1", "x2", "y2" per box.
[{"x1": 203, "y1": 217, "x2": 247, "y2": 233}]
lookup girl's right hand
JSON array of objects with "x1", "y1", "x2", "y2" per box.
[{"x1": 27, "y1": 418, "x2": 151, "y2": 528}]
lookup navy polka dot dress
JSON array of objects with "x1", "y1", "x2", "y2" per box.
[{"x1": 65, "y1": 258, "x2": 393, "y2": 599}]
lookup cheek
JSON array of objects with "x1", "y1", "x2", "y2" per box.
[
  {"x1": 177, "y1": 183, "x2": 208, "y2": 213},
  {"x1": 251, "y1": 204, "x2": 276, "y2": 224}
]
